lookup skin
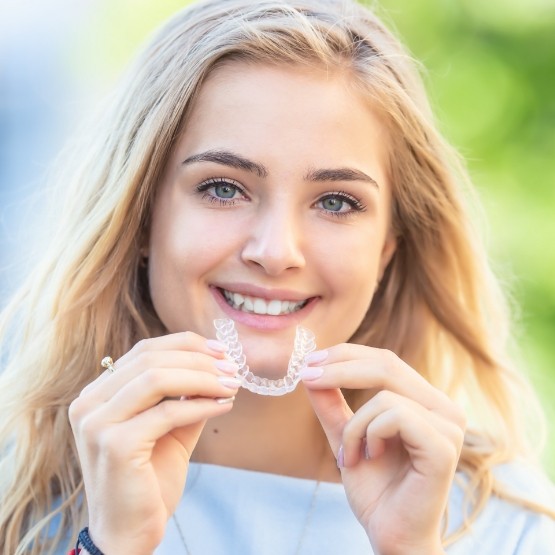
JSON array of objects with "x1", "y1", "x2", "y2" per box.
[{"x1": 69, "y1": 63, "x2": 465, "y2": 555}]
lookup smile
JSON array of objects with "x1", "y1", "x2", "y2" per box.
[{"x1": 220, "y1": 289, "x2": 308, "y2": 316}]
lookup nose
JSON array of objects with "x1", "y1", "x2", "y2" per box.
[{"x1": 241, "y1": 204, "x2": 306, "y2": 275}]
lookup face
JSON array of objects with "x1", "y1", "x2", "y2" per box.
[{"x1": 148, "y1": 62, "x2": 396, "y2": 378}]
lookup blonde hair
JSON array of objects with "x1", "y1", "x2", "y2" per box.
[{"x1": 0, "y1": 0, "x2": 552, "y2": 552}]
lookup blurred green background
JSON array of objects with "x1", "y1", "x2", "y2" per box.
[
  {"x1": 376, "y1": 0, "x2": 555, "y2": 479},
  {"x1": 15, "y1": 0, "x2": 555, "y2": 474}
]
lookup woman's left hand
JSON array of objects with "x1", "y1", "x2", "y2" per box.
[{"x1": 301, "y1": 344, "x2": 466, "y2": 555}]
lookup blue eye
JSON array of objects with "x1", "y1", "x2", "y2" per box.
[
  {"x1": 317, "y1": 192, "x2": 366, "y2": 216},
  {"x1": 321, "y1": 196, "x2": 346, "y2": 212},
  {"x1": 213, "y1": 183, "x2": 238, "y2": 199},
  {"x1": 196, "y1": 178, "x2": 247, "y2": 205}
]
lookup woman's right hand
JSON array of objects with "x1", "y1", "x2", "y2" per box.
[{"x1": 69, "y1": 332, "x2": 240, "y2": 555}]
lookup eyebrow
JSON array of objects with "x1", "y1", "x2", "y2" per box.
[
  {"x1": 182, "y1": 148, "x2": 379, "y2": 188},
  {"x1": 182, "y1": 149, "x2": 268, "y2": 178},
  {"x1": 304, "y1": 167, "x2": 379, "y2": 189}
]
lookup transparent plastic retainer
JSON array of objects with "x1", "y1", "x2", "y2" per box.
[{"x1": 213, "y1": 318, "x2": 316, "y2": 396}]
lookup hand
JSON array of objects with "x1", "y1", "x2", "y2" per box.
[
  {"x1": 301, "y1": 344, "x2": 465, "y2": 555},
  {"x1": 69, "y1": 332, "x2": 240, "y2": 555}
]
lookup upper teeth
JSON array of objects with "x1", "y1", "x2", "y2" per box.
[{"x1": 222, "y1": 290, "x2": 307, "y2": 315}]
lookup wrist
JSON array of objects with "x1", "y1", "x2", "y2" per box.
[
  {"x1": 74, "y1": 526, "x2": 132, "y2": 555},
  {"x1": 82, "y1": 531, "x2": 155, "y2": 555},
  {"x1": 370, "y1": 536, "x2": 445, "y2": 555},
  {"x1": 74, "y1": 527, "x2": 107, "y2": 555},
  {"x1": 388, "y1": 546, "x2": 445, "y2": 555},
  {"x1": 378, "y1": 550, "x2": 445, "y2": 555}
]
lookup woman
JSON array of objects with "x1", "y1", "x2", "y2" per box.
[{"x1": 0, "y1": 0, "x2": 553, "y2": 553}]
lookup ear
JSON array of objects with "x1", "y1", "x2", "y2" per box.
[
  {"x1": 377, "y1": 230, "x2": 397, "y2": 281},
  {"x1": 138, "y1": 244, "x2": 149, "y2": 268}
]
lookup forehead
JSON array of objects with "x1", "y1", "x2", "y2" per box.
[
  {"x1": 172, "y1": 61, "x2": 390, "y2": 184},
  {"x1": 191, "y1": 59, "x2": 383, "y2": 126}
]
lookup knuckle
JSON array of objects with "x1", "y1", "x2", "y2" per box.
[
  {"x1": 373, "y1": 349, "x2": 399, "y2": 384},
  {"x1": 392, "y1": 402, "x2": 409, "y2": 421},
  {"x1": 430, "y1": 444, "x2": 459, "y2": 476},
  {"x1": 68, "y1": 398, "x2": 83, "y2": 424},
  {"x1": 135, "y1": 349, "x2": 156, "y2": 370},
  {"x1": 77, "y1": 414, "x2": 98, "y2": 442},
  {"x1": 132, "y1": 338, "x2": 151, "y2": 355},
  {"x1": 141, "y1": 368, "x2": 164, "y2": 390},
  {"x1": 445, "y1": 440, "x2": 461, "y2": 467},
  {"x1": 381, "y1": 348, "x2": 400, "y2": 367},
  {"x1": 451, "y1": 423, "x2": 466, "y2": 450},
  {"x1": 79, "y1": 414, "x2": 103, "y2": 444},
  {"x1": 156, "y1": 399, "x2": 179, "y2": 424},
  {"x1": 68, "y1": 394, "x2": 92, "y2": 425},
  {"x1": 453, "y1": 405, "x2": 467, "y2": 431},
  {"x1": 372, "y1": 389, "x2": 395, "y2": 408},
  {"x1": 97, "y1": 426, "x2": 123, "y2": 453},
  {"x1": 177, "y1": 330, "x2": 200, "y2": 346},
  {"x1": 181, "y1": 330, "x2": 196, "y2": 342}
]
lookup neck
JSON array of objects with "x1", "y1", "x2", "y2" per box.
[{"x1": 192, "y1": 386, "x2": 340, "y2": 482}]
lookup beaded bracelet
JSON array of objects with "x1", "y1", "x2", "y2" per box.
[{"x1": 72, "y1": 527, "x2": 105, "y2": 555}]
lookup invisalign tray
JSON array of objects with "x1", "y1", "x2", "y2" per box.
[{"x1": 213, "y1": 318, "x2": 316, "y2": 396}]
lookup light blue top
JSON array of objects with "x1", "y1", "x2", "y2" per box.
[
  {"x1": 152, "y1": 462, "x2": 555, "y2": 555},
  {"x1": 49, "y1": 461, "x2": 554, "y2": 554}
]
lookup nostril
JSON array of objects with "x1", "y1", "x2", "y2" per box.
[{"x1": 240, "y1": 237, "x2": 305, "y2": 274}]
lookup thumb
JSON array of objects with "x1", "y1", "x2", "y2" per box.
[{"x1": 303, "y1": 385, "x2": 353, "y2": 456}]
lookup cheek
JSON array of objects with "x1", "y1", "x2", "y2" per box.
[
  {"x1": 148, "y1": 206, "x2": 246, "y2": 293},
  {"x1": 311, "y1": 231, "x2": 380, "y2": 334},
  {"x1": 333, "y1": 256, "x2": 377, "y2": 315},
  {"x1": 313, "y1": 230, "x2": 380, "y2": 290}
]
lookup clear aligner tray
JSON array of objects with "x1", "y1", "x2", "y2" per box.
[{"x1": 213, "y1": 318, "x2": 316, "y2": 396}]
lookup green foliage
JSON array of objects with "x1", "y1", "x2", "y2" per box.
[{"x1": 378, "y1": 0, "x2": 555, "y2": 476}]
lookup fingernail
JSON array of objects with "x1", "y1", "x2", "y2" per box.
[
  {"x1": 304, "y1": 350, "x2": 329, "y2": 365},
  {"x1": 206, "y1": 339, "x2": 228, "y2": 353},
  {"x1": 214, "y1": 359, "x2": 239, "y2": 375},
  {"x1": 216, "y1": 395, "x2": 235, "y2": 405},
  {"x1": 299, "y1": 366, "x2": 324, "y2": 381},
  {"x1": 337, "y1": 445, "x2": 345, "y2": 468},
  {"x1": 217, "y1": 376, "x2": 242, "y2": 389}
]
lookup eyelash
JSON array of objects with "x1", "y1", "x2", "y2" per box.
[
  {"x1": 317, "y1": 191, "x2": 367, "y2": 218},
  {"x1": 195, "y1": 179, "x2": 367, "y2": 217},
  {"x1": 195, "y1": 178, "x2": 247, "y2": 206}
]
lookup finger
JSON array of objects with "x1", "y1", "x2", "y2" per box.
[
  {"x1": 118, "y1": 331, "x2": 228, "y2": 365},
  {"x1": 303, "y1": 385, "x2": 353, "y2": 458},
  {"x1": 98, "y1": 397, "x2": 233, "y2": 457},
  {"x1": 77, "y1": 397, "x2": 234, "y2": 467},
  {"x1": 84, "y1": 332, "x2": 229, "y2": 393},
  {"x1": 302, "y1": 345, "x2": 464, "y2": 425},
  {"x1": 341, "y1": 390, "x2": 464, "y2": 468},
  {"x1": 360, "y1": 404, "x2": 461, "y2": 478},
  {"x1": 82, "y1": 349, "x2": 238, "y2": 404},
  {"x1": 95, "y1": 368, "x2": 241, "y2": 421}
]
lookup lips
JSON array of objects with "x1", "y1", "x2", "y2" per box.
[{"x1": 220, "y1": 288, "x2": 308, "y2": 315}]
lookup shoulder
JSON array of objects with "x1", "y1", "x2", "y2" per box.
[
  {"x1": 447, "y1": 462, "x2": 555, "y2": 555},
  {"x1": 493, "y1": 461, "x2": 555, "y2": 508}
]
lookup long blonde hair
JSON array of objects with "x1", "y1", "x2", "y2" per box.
[{"x1": 0, "y1": 0, "x2": 552, "y2": 553}]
